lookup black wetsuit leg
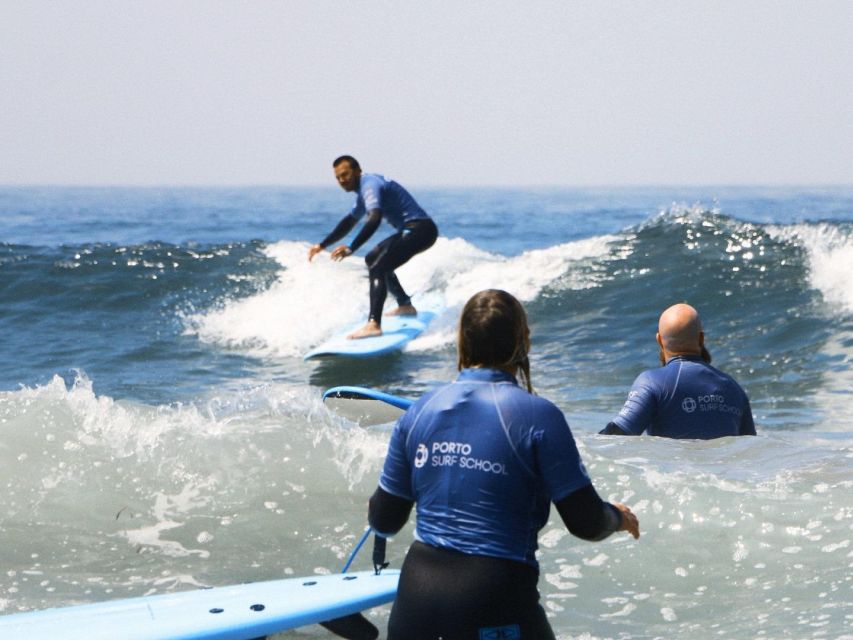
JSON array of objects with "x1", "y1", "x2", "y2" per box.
[
  {"x1": 364, "y1": 218, "x2": 438, "y2": 323},
  {"x1": 387, "y1": 541, "x2": 555, "y2": 640}
]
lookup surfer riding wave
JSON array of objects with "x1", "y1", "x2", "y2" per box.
[{"x1": 308, "y1": 155, "x2": 438, "y2": 339}]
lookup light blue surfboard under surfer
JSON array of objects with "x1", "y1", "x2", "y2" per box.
[{"x1": 305, "y1": 311, "x2": 436, "y2": 360}]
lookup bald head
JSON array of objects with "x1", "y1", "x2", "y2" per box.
[{"x1": 657, "y1": 303, "x2": 704, "y2": 356}]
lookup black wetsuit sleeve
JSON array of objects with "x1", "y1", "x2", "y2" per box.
[
  {"x1": 319, "y1": 214, "x2": 357, "y2": 249},
  {"x1": 554, "y1": 483, "x2": 623, "y2": 541},
  {"x1": 599, "y1": 421, "x2": 632, "y2": 435},
  {"x1": 348, "y1": 209, "x2": 382, "y2": 252},
  {"x1": 368, "y1": 486, "x2": 414, "y2": 537}
]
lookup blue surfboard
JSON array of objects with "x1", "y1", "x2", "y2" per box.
[
  {"x1": 0, "y1": 570, "x2": 400, "y2": 640},
  {"x1": 305, "y1": 311, "x2": 436, "y2": 360},
  {"x1": 323, "y1": 386, "x2": 415, "y2": 425},
  {"x1": 323, "y1": 386, "x2": 414, "y2": 410}
]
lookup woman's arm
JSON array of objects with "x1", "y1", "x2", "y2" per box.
[
  {"x1": 555, "y1": 483, "x2": 639, "y2": 541},
  {"x1": 368, "y1": 486, "x2": 414, "y2": 536}
]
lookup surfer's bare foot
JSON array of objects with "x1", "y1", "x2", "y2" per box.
[
  {"x1": 347, "y1": 321, "x2": 382, "y2": 339},
  {"x1": 385, "y1": 304, "x2": 417, "y2": 317}
]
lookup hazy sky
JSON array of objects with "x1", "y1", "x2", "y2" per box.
[{"x1": 2, "y1": 1, "x2": 852, "y2": 186}]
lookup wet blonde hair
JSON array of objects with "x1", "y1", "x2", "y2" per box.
[{"x1": 457, "y1": 289, "x2": 533, "y2": 392}]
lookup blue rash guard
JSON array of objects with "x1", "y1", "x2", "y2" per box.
[
  {"x1": 348, "y1": 173, "x2": 430, "y2": 231},
  {"x1": 609, "y1": 355, "x2": 756, "y2": 439},
  {"x1": 378, "y1": 368, "x2": 592, "y2": 569}
]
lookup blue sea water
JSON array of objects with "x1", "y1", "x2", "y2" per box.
[{"x1": 1, "y1": 185, "x2": 851, "y2": 638}]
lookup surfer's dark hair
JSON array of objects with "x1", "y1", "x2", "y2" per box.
[
  {"x1": 333, "y1": 155, "x2": 361, "y2": 171},
  {"x1": 458, "y1": 289, "x2": 533, "y2": 393}
]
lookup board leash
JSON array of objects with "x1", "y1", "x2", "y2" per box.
[
  {"x1": 341, "y1": 526, "x2": 373, "y2": 573},
  {"x1": 372, "y1": 535, "x2": 389, "y2": 575},
  {"x1": 341, "y1": 526, "x2": 389, "y2": 576}
]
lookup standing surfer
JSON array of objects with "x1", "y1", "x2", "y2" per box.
[{"x1": 308, "y1": 156, "x2": 438, "y2": 339}]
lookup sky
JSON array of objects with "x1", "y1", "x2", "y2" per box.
[{"x1": 1, "y1": 1, "x2": 852, "y2": 187}]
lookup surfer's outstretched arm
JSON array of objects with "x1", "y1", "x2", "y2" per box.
[
  {"x1": 309, "y1": 214, "x2": 357, "y2": 261},
  {"x1": 555, "y1": 483, "x2": 640, "y2": 540},
  {"x1": 348, "y1": 209, "x2": 383, "y2": 253}
]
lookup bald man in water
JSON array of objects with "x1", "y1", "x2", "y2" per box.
[{"x1": 601, "y1": 303, "x2": 756, "y2": 439}]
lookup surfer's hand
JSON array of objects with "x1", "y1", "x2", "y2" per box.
[
  {"x1": 331, "y1": 245, "x2": 352, "y2": 261},
  {"x1": 308, "y1": 244, "x2": 324, "y2": 262},
  {"x1": 614, "y1": 503, "x2": 640, "y2": 539}
]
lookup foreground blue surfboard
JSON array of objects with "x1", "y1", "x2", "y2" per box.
[
  {"x1": 323, "y1": 386, "x2": 414, "y2": 410},
  {"x1": 0, "y1": 570, "x2": 400, "y2": 640},
  {"x1": 305, "y1": 311, "x2": 436, "y2": 360},
  {"x1": 323, "y1": 386, "x2": 415, "y2": 425}
]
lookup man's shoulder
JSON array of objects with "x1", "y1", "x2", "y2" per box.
[
  {"x1": 359, "y1": 173, "x2": 387, "y2": 189},
  {"x1": 713, "y1": 365, "x2": 750, "y2": 399},
  {"x1": 667, "y1": 358, "x2": 750, "y2": 398},
  {"x1": 698, "y1": 360, "x2": 747, "y2": 388},
  {"x1": 633, "y1": 366, "x2": 667, "y2": 388}
]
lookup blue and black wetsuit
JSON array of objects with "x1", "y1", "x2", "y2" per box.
[
  {"x1": 369, "y1": 368, "x2": 624, "y2": 640},
  {"x1": 601, "y1": 355, "x2": 756, "y2": 438},
  {"x1": 319, "y1": 174, "x2": 437, "y2": 322}
]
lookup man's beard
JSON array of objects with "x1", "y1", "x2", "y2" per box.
[{"x1": 660, "y1": 346, "x2": 713, "y2": 365}]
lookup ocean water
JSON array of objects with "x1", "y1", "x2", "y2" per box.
[{"x1": 0, "y1": 185, "x2": 851, "y2": 639}]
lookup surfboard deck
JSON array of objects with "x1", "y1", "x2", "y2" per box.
[
  {"x1": 304, "y1": 311, "x2": 436, "y2": 360},
  {"x1": 0, "y1": 570, "x2": 400, "y2": 640},
  {"x1": 323, "y1": 386, "x2": 415, "y2": 425}
]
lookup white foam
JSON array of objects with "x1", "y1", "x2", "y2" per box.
[
  {"x1": 766, "y1": 223, "x2": 853, "y2": 426},
  {"x1": 768, "y1": 223, "x2": 853, "y2": 313},
  {"x1": 186, "y1": 241, "x2": 367, "y2": 358},
  {"x1": 185, "y1": 235, "x2": 619, "y2": 358},
  {"x1": 117, "y1": 483, "x2": 215, "y2": 558},
  {"x1": 0, "y1": 373, "x2": 329, "y2": 459},
  {"x1": 436, "y1": 235, "x2": 620, "y2": 307},
  {"x1": 2, "y1": 373, "x2": 216, "y2": 457}
]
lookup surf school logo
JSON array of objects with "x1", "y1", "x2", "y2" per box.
[
  {"x1": 682, "y1": 397, "x2": 697, "y2": 413},
  {"x1": 414, "y1": 444, "x2": 428, "y2": 468}
]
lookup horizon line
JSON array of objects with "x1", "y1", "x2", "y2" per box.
[{"x1": 2, "y1": 182, "x2": 853, "y2": 191}]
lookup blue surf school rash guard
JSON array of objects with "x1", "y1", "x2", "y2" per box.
[
  {"x1": 611, "y1": 355, "x2": 756, "y2": 439},
  {"x1": 348, "y1": 174, "x2": 430, "y2": 231},
  {"x1": 379, "y1": 368, "x2": 592, "y2": 569}
]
